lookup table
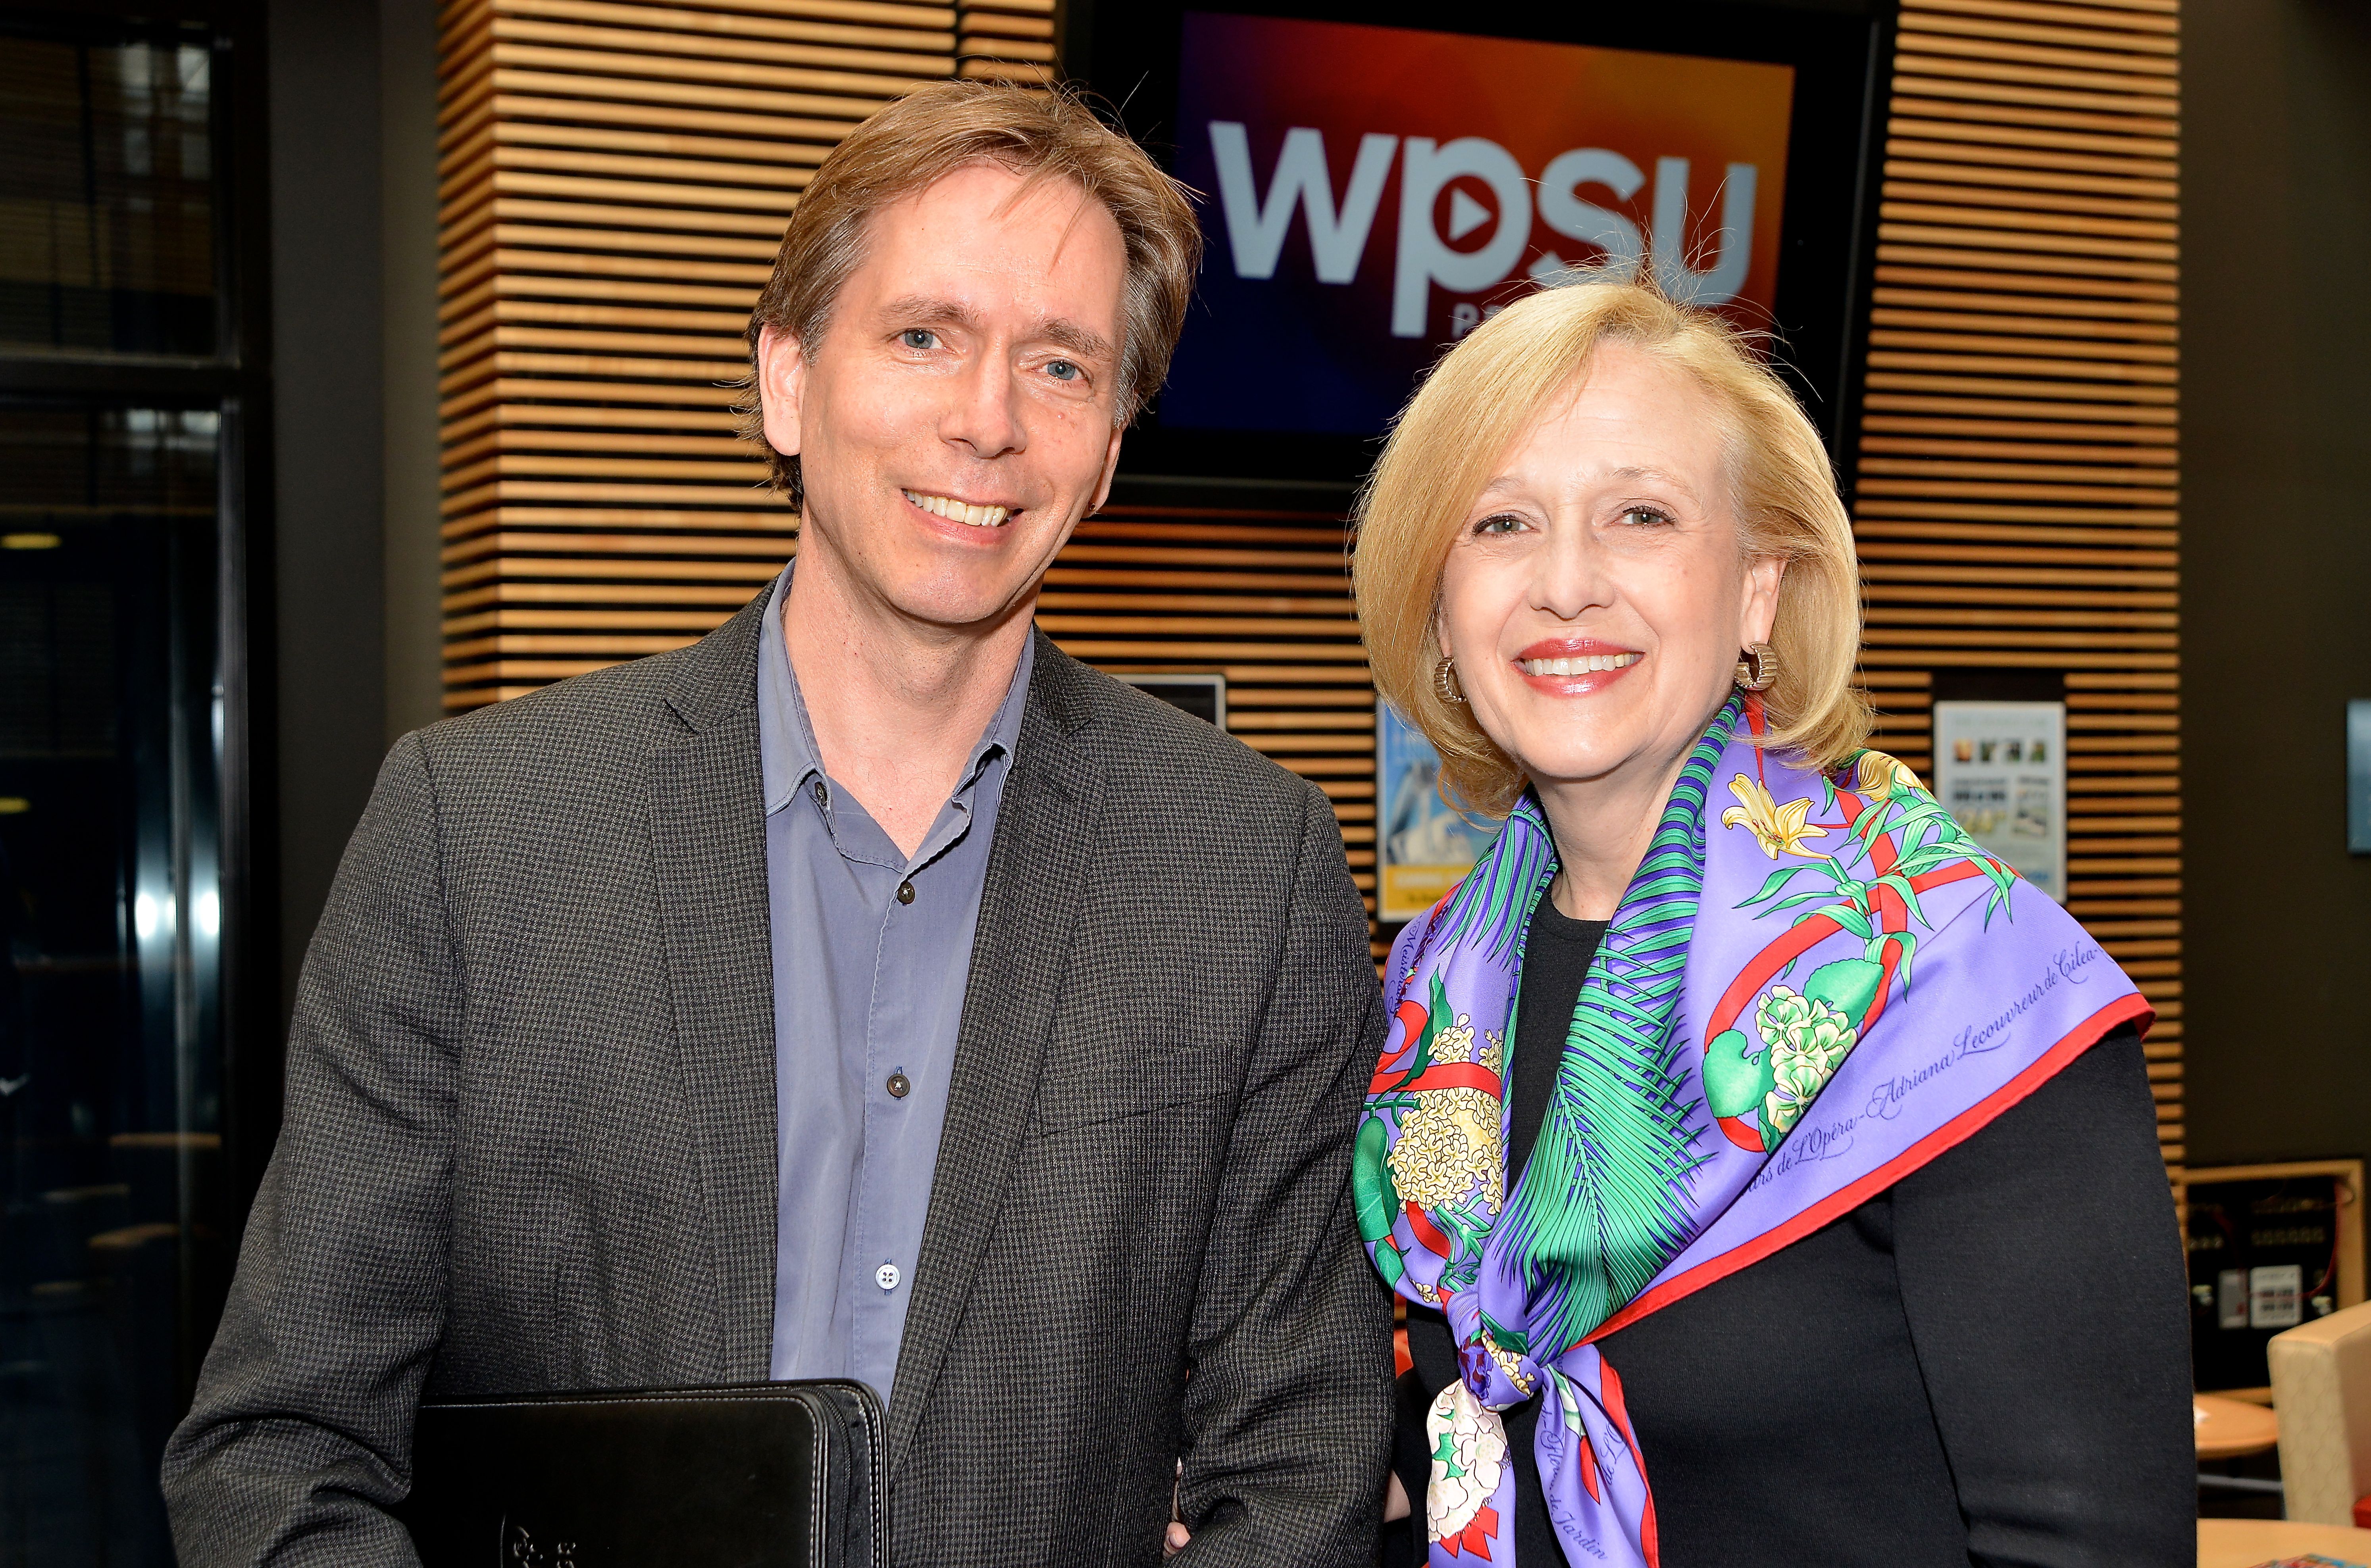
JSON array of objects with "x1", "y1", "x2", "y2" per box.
[
  {"x1": 2198, "y1": 1394, "x2": 2282, "y2": 1460},
  {"x1": 2200, "y1": 1517, "x2": 2371, "y2": 1568}
]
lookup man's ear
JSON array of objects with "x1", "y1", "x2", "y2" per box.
[
  {"x1": 1086, "y1": 420, "x2": 1126, "y2": 515},
  {"x1": 756, "y1": 325, "x2": 807, "y2": 459}
]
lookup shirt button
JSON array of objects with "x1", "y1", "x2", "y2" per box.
[
  {"x1": 876, "y1": 1262, "x2": 901, "y2": 1292},
  {"x1": 886, "y1": 1072, "x2": 910, "y2": 1099},
  {"x1": 896, "y1": 880, "x2": 915, "y2": 905}
]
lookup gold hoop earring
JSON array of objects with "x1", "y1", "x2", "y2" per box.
[
  {"x1": 1734, "y1": 643, "x2": 1779, "y2": 692},
  {"x1": 1434, "y1": 655, "x2": 1468, "y2": 705}
]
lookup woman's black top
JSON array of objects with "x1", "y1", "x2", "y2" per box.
[{"x1": 1386, "y1": 890, "x2": 2194, "y2": 1567}]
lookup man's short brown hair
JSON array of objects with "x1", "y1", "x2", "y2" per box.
[{"x1": 739, "y1": 81, "x2": 1202, "y2": 510}]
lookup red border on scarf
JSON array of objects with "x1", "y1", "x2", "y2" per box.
[{"x1": 1581, "y1": 991, "x2": 2154, "y2": 1345}]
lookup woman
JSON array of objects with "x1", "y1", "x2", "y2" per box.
[{"x1": 1352, "y1": 281, "x2": 2191, "y2": 1567}]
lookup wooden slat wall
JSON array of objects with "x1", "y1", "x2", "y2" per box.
[
  {"x1": 1036, "y1": 509, "x2": 1379, "y2": 901},
  {"x1": 1851, "y1": 0, "x2": 2183, "y2": 1173},
  {"x1": 436, "y1": 0, "x2": 956, "y2": 706},
  {"x1": 956, "y1": 0, "x2": 1056, "y2": 85}
]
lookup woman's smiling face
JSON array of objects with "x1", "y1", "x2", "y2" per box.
[{"x1": 1435, "y1": 340, "x2": 1784, "y2": 801}]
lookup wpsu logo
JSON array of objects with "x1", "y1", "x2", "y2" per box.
[{"x1": 1206, "y1": 123, "x2": 1759, "y2": 339}]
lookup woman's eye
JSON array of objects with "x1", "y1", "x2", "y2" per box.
[
  {"x1": 901, "y1": 329, "x2": 937, "y2": 351},
  {"x1": 1045, "y1": 359, "x2": 1080, "y2": 382},
  {"x1": 1618, "y1": 506, "x2": 1674, "y2": 528},
  {"x1": 1473, "y1": 513, "x2": 1526, "y2": 536}
]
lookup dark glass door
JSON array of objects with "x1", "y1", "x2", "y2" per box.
[
  {"x1": 0, "y1": 8, "x2": 263, "y2": 1561},
  {"x1": 0, "y1": 402, "x2": 232, "y2": 1562}
]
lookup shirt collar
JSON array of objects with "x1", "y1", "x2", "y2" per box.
[{"x1": 758, "y1": 561, "x2": 1034, "y2": 816}]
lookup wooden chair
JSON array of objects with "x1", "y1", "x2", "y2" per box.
[{"x1": 2269, "y1": 1300, "x2": 2371, "y2": 1525}]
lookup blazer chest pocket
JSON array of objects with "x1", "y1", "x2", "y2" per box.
[{"x1": 1028, "y1": 1048, "x2": 1232, "y2": 1138}]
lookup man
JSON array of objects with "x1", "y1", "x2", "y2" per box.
[{"x1": 162, "y1": 83, "x2": 1391, "y2": 1565}]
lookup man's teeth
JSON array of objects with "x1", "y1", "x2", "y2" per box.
[
  {"x1": 1522, "y1": 653, "x2": 1641, "y2": 676},
  {"x1": 903, "y1": 490, "x2": 1010, "y2": 528}
]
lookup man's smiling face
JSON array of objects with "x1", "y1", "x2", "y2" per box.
[{"x1": 757, "y1": 161, "x2": 1130, "y2": 636}]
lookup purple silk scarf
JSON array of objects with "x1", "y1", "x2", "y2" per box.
[{"x1": 1355, "y1": 696, "x2": 2150, "y2": 1566}]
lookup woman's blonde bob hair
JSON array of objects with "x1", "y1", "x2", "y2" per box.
[{"x1": 1352, "y1": 277, "x2": 1871, "y2": 817}]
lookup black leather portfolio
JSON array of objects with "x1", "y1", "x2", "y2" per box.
[{"x1": 397, "y1": 1380, "x2": 887, "y2": 1568}]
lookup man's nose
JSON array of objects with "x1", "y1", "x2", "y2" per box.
[{"x1": 942, "y1": 353, "x2": 1026, "y2": 460}]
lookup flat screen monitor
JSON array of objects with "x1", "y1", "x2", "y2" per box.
[{"x1": 1081, "y1": 0, "x2": 1892, "y2": 485}]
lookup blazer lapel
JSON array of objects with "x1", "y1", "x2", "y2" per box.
[
  {"x1": 886, "y1": 635, "x2": 1106, "y2": 1468},
  {"x1": 648, "y1": 596, "x2": 778, "y2": 1382}
]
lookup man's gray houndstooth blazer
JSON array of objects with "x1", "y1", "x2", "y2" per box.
[{"x1": 161, "y1": 591, "x2": 1394, "y2": 1566}]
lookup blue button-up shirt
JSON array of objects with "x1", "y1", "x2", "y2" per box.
[{"x1": 759, "y1": 565, "x2": 1032, "y2": 1403}]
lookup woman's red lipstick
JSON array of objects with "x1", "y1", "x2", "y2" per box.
[{"x1": 1512, "y1": 637, "x2": 1644, "y2": 696}]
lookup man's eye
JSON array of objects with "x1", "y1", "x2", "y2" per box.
[
  {"x1": 1045, "y1": 359, "x2": 1080, "y2": 382},
  {"x1": 901, "y1": 329, "x2": 937, "y2": 351}
]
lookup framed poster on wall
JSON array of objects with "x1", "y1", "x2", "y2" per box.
[
  {"x1": 2350, "y1": 699, "x2": 2370, "y2": 853},
  {"x1": 1931, "y1": 701, "x2": 2067, "y2": 901},
  {"x1": 1377, "y1": 701, "x2": 1492, "y2": 922},
  {"x1": 1119, "y1": 671, "x2": 1227, "y2": 728}
]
